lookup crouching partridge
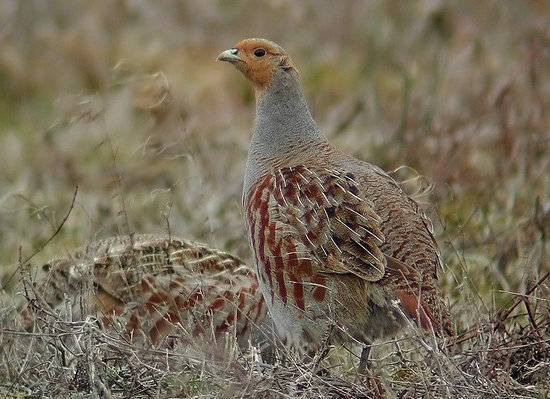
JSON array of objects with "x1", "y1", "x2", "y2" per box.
[
  {"x1": 20, "y1": 234, "x2": 267, "y2": 349},
  {"x1": 218, "y1": 38, "x2": 453, "y2": 372}
]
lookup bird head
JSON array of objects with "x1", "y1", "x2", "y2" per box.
[{"x1": 217, "y1": 38, "x2": 295, "y2": 95}]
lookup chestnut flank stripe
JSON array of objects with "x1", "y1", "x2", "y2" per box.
[
  {"x1": 311, "y1": 274, "x2": 327, "y2": 302},
  {"x1": 285, "y1": 241, "x2": 305, "y2": 310},
  {"x1": 254, "y1": 296, "x2": 265, "y2": 322},
  {"x1": 273, "y1": 240, "x2": 287, "y2": 304}
]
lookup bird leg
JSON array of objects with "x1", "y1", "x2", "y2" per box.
[
  {"x1": 357, "y1": 343, "x2": 385, "y2": 398},
  {"x1": 357, "y1": 343, "x2": 371, "y2": 374}
]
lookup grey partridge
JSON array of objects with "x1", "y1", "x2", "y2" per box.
[
  {"x1": 21, "y1": 234, "x2": 267, "y2": 348},
  {"x1": 218, "y1": 38, "x2": 453, "y2": 371}
]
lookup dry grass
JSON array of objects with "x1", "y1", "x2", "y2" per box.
[{"x1": 1, "y1": 0, "x2": 549, "y2": 397}]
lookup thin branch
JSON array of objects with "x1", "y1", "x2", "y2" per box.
[
  {"x1": 496, "y1": 271, "x2": 550, "y2": 329},
  {"x1": 449, "y1": 271, "x2": 550, "y2": 347},
  {"x1": 3, "y1": 186, "x2": 78, "y2": 289}
]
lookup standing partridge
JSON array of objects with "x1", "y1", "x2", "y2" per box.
[
  {"x1": 218, "y1": 38, "x2": 453, "y2": 371},
  {"x1": 20, "y1": 234, "x2": 267, "y2": 349}
]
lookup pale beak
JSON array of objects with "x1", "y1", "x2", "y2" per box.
[{"x1": 216, "y1": 48, "x2": 241, "y2": 63}]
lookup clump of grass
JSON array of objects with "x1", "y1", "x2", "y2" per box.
[{"x1": 2, "y1": 268, "x2": 548, "y2": 398}]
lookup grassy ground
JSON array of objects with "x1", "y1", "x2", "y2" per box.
[{"x1": 0, "y1": 1, "x2": 549, "y2": 397}]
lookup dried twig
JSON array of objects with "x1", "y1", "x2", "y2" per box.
[{"x1": 3, "y1": 186, "x2": 78, "y2": 289}]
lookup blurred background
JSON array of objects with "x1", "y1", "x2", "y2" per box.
[{"x1": 0, "y1": 0, "x2": 549, "y2": 327}]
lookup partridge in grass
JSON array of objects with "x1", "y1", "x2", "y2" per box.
[
  {"x1": 218, "y1": 39, "x2": 453, "y2": 371},
  {"x1": 21, "y1": 234, "x2": 267, "y2": 349}
]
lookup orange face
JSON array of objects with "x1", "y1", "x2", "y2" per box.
[{"x1": 217, "y1": 38, "x2": 294, "y2": 93}]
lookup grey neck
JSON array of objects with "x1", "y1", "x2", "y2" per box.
[
  {"x1": 243, "y1": 69, "x2": 324, "y2": 198},
  {"x1": 252, "y1": 70, "x2": 322, "y2": 155}
]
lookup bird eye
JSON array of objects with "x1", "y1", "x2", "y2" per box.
[{"x1": 254, "y1": 48, "x2": 266, "y2": 57}]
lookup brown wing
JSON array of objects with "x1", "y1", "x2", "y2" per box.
[
  {"x1": 364, "y1": 168, "x2": 454, "y2": 336},
  {"x1": 246, "y1": 165, "x2": 387, "y2": 291}
]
